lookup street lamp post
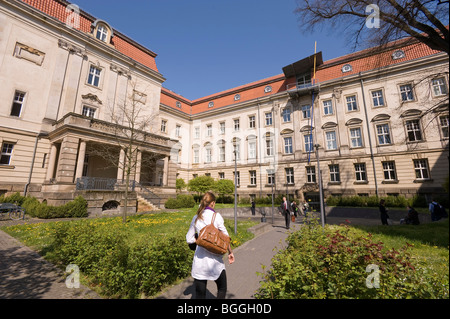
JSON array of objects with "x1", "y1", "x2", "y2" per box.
[
  {"x1": 233, "y1": 149, "x2": 237, "y2": 235},
  {"x1": 315, "y1": 144, "x2": 326, "y2": 228}
]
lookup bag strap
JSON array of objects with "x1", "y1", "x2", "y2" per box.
[{"x1": 211, "y1": 212, "x2": 217, "y2": 225}]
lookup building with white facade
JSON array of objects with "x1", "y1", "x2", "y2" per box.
[{"x1": 0, "y1": 0, "x2": 448, "y2": 213}]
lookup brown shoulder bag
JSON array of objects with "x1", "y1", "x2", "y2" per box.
[{"x1": 196, "y1": 212, "x2": 231, "y2": 255}]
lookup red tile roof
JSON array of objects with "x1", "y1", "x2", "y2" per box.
[{"x1": 20, "y1": 0, "x2": 159, "y2": 72}]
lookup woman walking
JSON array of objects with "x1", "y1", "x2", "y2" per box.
[
  {"x1": 186, "y1": 191, "x2": 235, "y2": 299},
  {"x1": 379, "y1": 199, "x2": 390, "y2": 225}
]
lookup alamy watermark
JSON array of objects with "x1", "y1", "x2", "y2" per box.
[
  {"x1": 65, "y1": 264, "x2": 80, "y2": 289},
  {"x1": 365, "y1": 264, "x2": 380, "y2": 289},
  {"x1": 366, "y1": 4, "x2": 381, "y2": 29}
]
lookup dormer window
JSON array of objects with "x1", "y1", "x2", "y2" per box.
[
  {"x1": 92, "y1": 20, "x2": 113, "y2": 44},
  {"x1": 342, "y1": 64, "x2": 352, "y2": 73},
  {"x1": 208, "y1": 101, "x2": 214, "y2": 108},
  {"x1": 392, "y1": 50, "x2": 405, "y2": 60},
  {"x1": 264, "y1": 85, "x2": 272, "y2": 93}
]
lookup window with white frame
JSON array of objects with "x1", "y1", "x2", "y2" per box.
[
  {"x1": 350, "y1": 127, "x2": 363, "y2": 148},
  {"x1": 265, "y1": 112, "x2": 272, "y2": 126},
  {"x1": 10, "y1": 91, "x2": 25, "y2": 117},
  {"x1": 206, "y1": 124, "x2": 212, "y2": 137},
  {"x1": 284, "y1": 137, "x2": 293, "y2": 154},
  {"x1": 329, "y1": 164, "x2": 340, "y2": 182},
  {"x1": 399, "y1": 84, "x2": 414, "y2": 101},
  {"x1": 405, "y1": 119, "x2": 422, "y2": 142},
  {"x1": 285, "y1": 167, "x2": 294, "y2": 184},
  {"x1": 382, "y1": 161, "x2": 397, "y2": 181},
  {"x1": 234, "y1": 119, "x2": 240, "y2": 131},
  {"x1": 175, "y1": 125, "x2": 181, "y2": 137},
  {"x1": 96, "y1": 24, "x2": 108, "y2": 42},
  {"x1": 376, "y1": 124, "x2": 391, "y2": 145},
  {"x1": 266, "y1": 134, "x2": 274, "y2": 156},
  {"x1": 354, "y1": 163, "x2": 367, "y2": 181},
  {"x1": 371, "y1": 90, "x2": 385, "y2": 107},
  {"x1": 268, "y1": 172, "x2": 275, "y2": 185},
  {"x1": 234, "y1": 171, "x2": 240, "y2": 186},
  {"x1": 282, "y1": 108, "x2": 291, "y2": 122},
  {"x1": 306, "y1": 166, "x2": 316, "y2": 183},
  {"x1": 205, "y1": 144, "x2": 212, "y2": 163},
  {"x1": 160, "y1": 120, "x2": 167, "y2": 133},
  {"x1": 218, "y1": 143, "x2": 225, "y2": 162},
  {"x1": 194, "y1": 127, "x2": 200, "y2": 139},
  {"x1": 219, "y1": 172, "x2": 225, "y2": 180},
  {"x1": 346, "y1": 95, "x2": 358, "y2": 111},
  {"x1": 304, "y1": 134, "x2": 313, "y2": 152},
  {"x1": 302, "y1": 105, "x2": 311, "y2": 119},
  {"x1": 323, "y1": 100, "x2": 333, "y2": 115},
  {"x1": 439, "y1": 115, "x2": 449, "y2": 138},
  {"x1": 325, "y1": 131, "x2": 337, "y2": 150},
  {"x1": 432, "y1": 77, "x2": 447, "y2": 96},
  {"x1": 250, "y1": 170, "x2": 257, "y2": 186},
  {"x1": 0, "y1": 143, "x2": 14, "y2": 165},
  {"x1": 87, "y1": 65, "x2": 101, "y2": 87},
  {"x1": 233, "y1": 141, "x2": 240, "y2": 160},
  {"x1": 249, "y1": 116, "x2": 256, "y2": 128},
  {"x1": 193, "y1": 149, "x2": 199, "y2": 164},
  {"x1": 82, "y1": 105, "x2": 96, "y2": 118},
  {"x1": 413, "y1": 159, "x2": 429, "y2": 180},
  {"x1": 248, "y1": 138, "x2": 257, "y2": 159},
  {"x1": 220, "y1": 122, "x2": 226, "y2": 134}
]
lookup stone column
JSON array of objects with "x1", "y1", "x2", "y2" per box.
[
  {"x1": 74, "y1": 140, "x2": 87, "y2": 180},
  {"x1": 117, "y1": 148, "x2": 125, "y2": 181},
  {"x1": 162, "y1": 156, "x2": 169, "y2": 186},
  {"x1": 135, "y1": 150, "x2": 142, "y2": 183},
  {"x1": 46, "y1": 144, "x2": 58, "y2": 181},
  {"x1": 55, "y1": 136, "x2": 79, "y2": 183}
]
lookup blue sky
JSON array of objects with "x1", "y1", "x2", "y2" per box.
[{"x1": 72, "y1": 0, "x2": 352, "y2": 100}]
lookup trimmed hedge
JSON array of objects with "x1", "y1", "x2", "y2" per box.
[
  {"x1": 164, "y1": 194, "x2": 196, "y2": 209},
  {"x1": 325, "y1": 194, "x2": 446, "y2": 208},
  {"x1": 0, "y1": 193, "x2": 88, "y2": 219}
]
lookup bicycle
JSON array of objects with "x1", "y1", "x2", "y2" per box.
[{"x1": 0, "y1": 203, "x2": 26, "y2": 221}]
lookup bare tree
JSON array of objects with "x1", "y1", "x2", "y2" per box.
[
  {"x1": 295, "y1": 0, "x2": 449, "y2": 54},
  {"x1": 89, "y1": 81, "x2": 160, "y2": 223}
]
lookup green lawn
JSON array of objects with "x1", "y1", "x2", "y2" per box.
[{"x1": 1, "y1": 209, "x2": 259, "y2": 298}]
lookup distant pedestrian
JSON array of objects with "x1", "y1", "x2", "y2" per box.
[
  {"x1": 400, "y1": 206, "x2": 420, "y2": 225},
  {"x1": 429, "y1": 199, "x2": 447, "y2": 221},
  {"x1": 291, "y1": 201, "x2": 298, "y2": 218},
  {"x1": 251, "y1": 199, "x2": 256, "y2": 216},
  {"x1": 379, "y1": 199, "x2": 390, "y2": 225},
  {"x1": 279, "y1": 196, "x2": 292, "y2": 229}
]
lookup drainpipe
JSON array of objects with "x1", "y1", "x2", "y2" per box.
[
  {"x1": 24, "y1": 132, "x2": 49, "y2": 196},
  {"x1": 359, "y1": 74, "x2": 379, "y2": 197}
]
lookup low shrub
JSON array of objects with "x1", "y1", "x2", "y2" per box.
[
  {"x1": 325, "y1": 194, "x2": 437, "y2": 208},
  {"x1": 21, "y1": 195, "x2": 88, "y2": 219},
  {"x1": 256, "y1": 220, "x2": 448, "y2": 299},
  {"x1": 164, "y1": 194, "x2": 196, "y2": 209}
]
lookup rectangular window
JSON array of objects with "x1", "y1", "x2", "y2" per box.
[
  {"x1": 284, "y1": 137, "x2": 293, "y2": 154},
  {"x1": 371, "y1": 90, "x2": 385, "y2": 107},
  {"x1": 234, "y1": 143, "x2": 240, "y2": 160},
  {"x1": 234, "y1": 119, "x2": 240, "y2": 131},
  {"x1": 175, "y1": 125, "x2": 181, "y2": 137},
  {"x1": 161, "y1": 120, "x2": 167, "y2": 133},
  {"x1": 193, "y1": 149, "x2": 199, "y2": 164},
  {"x1": 350, "y1": 127, "x2": 363, "y2": 148},
  {"x1": 194, "y1": 127, "x2": 200, "y2": 139},
  {"x1": 11, "y1": 91, "x2": 25, "y2": 117},
  {"x1": 266, "y1": 136, "x2": 274, "y2": 156},
  {"x1": 376, "y1": 124, "x2": 391, "y2": 145},
  {"x1": 205, "y1": 148, "x2": 212, "y2": 163},
  {"x1": 440, "y1": 115, "x2": 449, "y2": 138},
  {"x1": 249, "y1": 116, "x2": 256, "y2": 128},
  {"x1": 414, "y1": 159, "x2": 430, "y2": 180},
  {"x1": 354, "y1": 163, "x2": 367, "y2": 181},
  {"x1": 304, "y1": 134, "x2": 313, "y2": 152},
  {"x1": 82, "y1": 106, "x2": 96, "y2": 118},
  {"x1": 302, "y1": 105, "x2": 311, "y2": 119},
  {"x1": 220, "y1": 122, "x2": 226, "y2": 134},
  {"x1": 306, "y1": 166, "x2": 316, "y2": 183},
  {"x1": 234, "y1": 171, "x2": 240, "y2": 186},
  {"x1": 282, "y1": 108, "x2": 291, "y2": 122},
  {"x1": 207, "y1": 124, "x2": 212, "y2": 137},
  {"x1": 250, "y1": 170, "x2": 257, "y2": 185},
  {"x1": 325, "y1": 131, "x2": 337, "y2": 150},
  {"x1": 329, "y1": 164, "x2": 340, "y2": 182},
  {"x1": 405, "y1": 120, "x2": 422, "y2": 142},
  {"x1": 346, "y1": 95, "x2": 358, "y2": 111},
  {"x1": 248, "y1": 140, "x2": 256, "y2": 159},
  {"x1": 219, "y1": 172, "x2": 225, "y2": 180},
  {"x1": 218, "y1": 144, "x2": 225, "y2": 162},
  {"x1": 268, "y1": 172, "x2": 275, "y2": 185},
  {"x1": 88, "y1": 65, "x2": 101, "y2": 87},
  {"x1": 432, "y1": 78, "x2": 447, "y2": 96},
  {"x1": 382, "y1": 161, "x2": 397, "y2": 181},
  {"x1": 0, "y1": 143, "x2": 14, "y2": 165},
  {"x1": 285, "y1": 167, "x2": 294, "y2": 184},
  {"x1": 265, "y1": 113, "x2": 272, "y2": 126},
  {"x1": 323, "y1": 100, "x2": 333, "y2": 115},
  {"x1": 400, "y1": 84, "x2": 414, "y2": 101}
]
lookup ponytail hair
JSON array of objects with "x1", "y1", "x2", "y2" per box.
[{"x1": 195, "y1": 191, "x2": 216, "y2": 223}]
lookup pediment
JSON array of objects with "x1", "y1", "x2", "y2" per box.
[
  {"x1": 345, "y1": 118, "x2": 363, "y2": 126},
  {"x1": 400, "y1": 109, "x2": 422, "y2": 118},
  {"x1": 371, "y1": 114, "x2": 391, "y2": 122}
]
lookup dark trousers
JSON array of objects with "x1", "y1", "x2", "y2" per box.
[
  {"x1": 283, "y1": 210, "x2": 290, "y2": 229},
  {"x1": 194, "y1": 270, "x2": 227, "y2": 299}
]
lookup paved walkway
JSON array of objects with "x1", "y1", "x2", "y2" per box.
[{"x1": 0, "y1": 207, "x2": 431, "y2": 299}]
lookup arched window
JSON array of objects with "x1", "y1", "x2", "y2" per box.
[{"x1": 92, "y1": 20, "x2": 113, "y2": 43}]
